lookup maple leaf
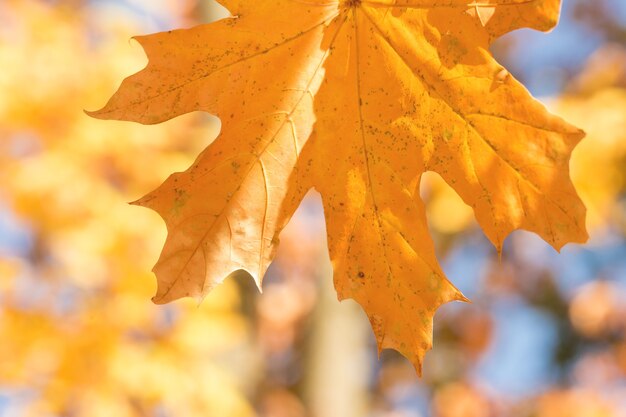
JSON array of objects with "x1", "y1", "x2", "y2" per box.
[{"x1": 89, "y1": 0, "x2": 587, "y2": 373}]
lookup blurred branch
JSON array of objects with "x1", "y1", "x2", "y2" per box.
[{"x1": 573, "y1": 1, "x2": 626, "y2": 44}]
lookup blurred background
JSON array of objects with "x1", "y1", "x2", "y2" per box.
[{"x1": 0, "y1": 0, "x2": 625, "y2": 416}]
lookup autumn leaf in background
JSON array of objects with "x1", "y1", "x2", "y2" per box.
[
  {"x1": 0, "y1": 2, "x2": 254, "y2": 416},
  {"x1": 91, "y1": 0, "x2": 587, "y2": 372}
]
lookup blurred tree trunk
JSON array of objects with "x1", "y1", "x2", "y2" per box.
[
  {"x1": 196, "y1": 0, "x2": 229, "y2": 20},
  {"x1": 305, "y1": 250, "x2": 372, "y2": 417}
]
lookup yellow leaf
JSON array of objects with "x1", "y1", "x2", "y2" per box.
[{"x1": 91, "y1": 0, "x2": 587, "y2": 372}]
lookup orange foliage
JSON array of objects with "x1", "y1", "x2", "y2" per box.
[{"x1": 536, "y1": 389, "x2": 617, "y2": 417}]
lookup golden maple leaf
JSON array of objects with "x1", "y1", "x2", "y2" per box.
[{"x1": 90, "y1": 0, "x2": 587, "y2": 373}]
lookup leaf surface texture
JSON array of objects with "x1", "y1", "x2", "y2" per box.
[{"x1": 91, "y1": 0, "x2": 587, "y2": 372}]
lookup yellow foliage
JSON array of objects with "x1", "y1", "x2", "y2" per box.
[
  {"x1": 0, "y1": 1, "x2": 253, "y2": 415},
  {"x1": 560, "y1": 87, "x2": 626, "y2": 232}
]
